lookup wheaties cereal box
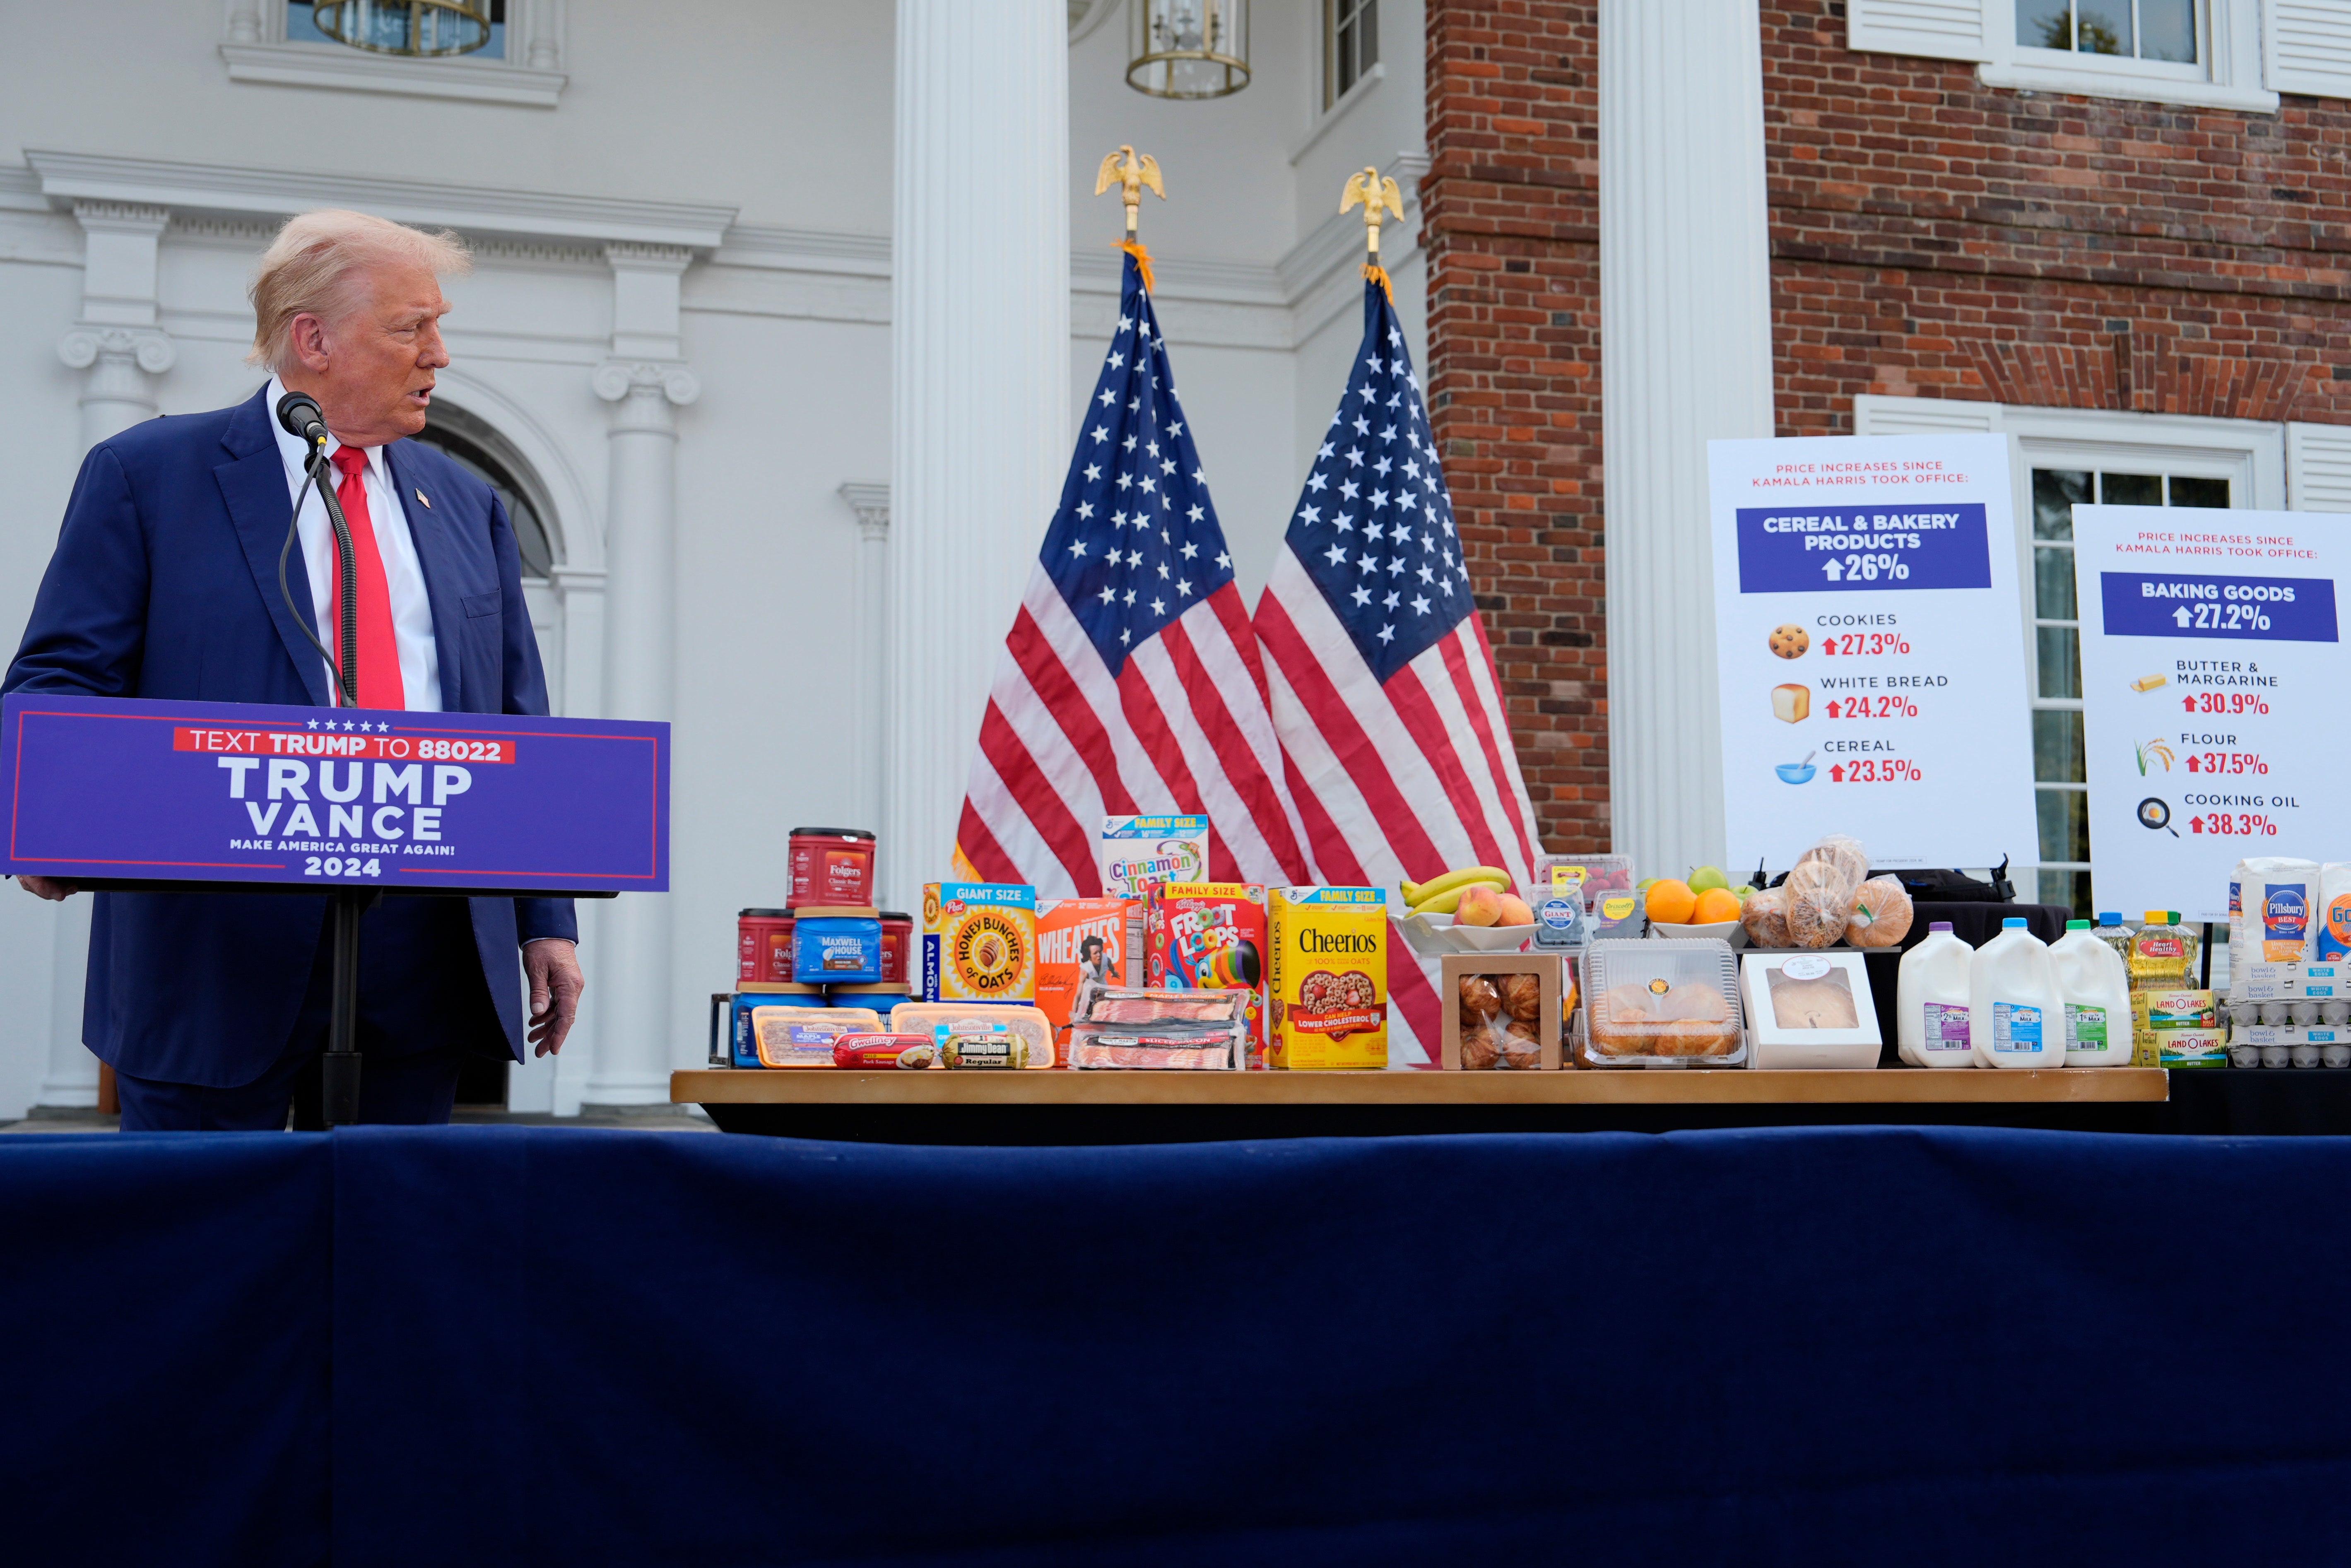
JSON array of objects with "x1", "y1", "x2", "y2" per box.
[
  {"x1": 1267, "y1": 887, "x2": 1388, "y2": 1070},
  {"x1": 1034, "y1": 898, "x2": 1142, "y2": 1064},
  {"x1": 921, "y1": 883, "x2": 1038, "y2": 1004},
  {"x1": 1145, "y1": 882, "x2": 1269, "y2": 1065}
]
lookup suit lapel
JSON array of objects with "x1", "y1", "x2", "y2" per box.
[
  {"x1": 385, "y1": 441, "x2": 467, "y2": 711},
  {"x1": 215, "y1": 388, "x2": 332, "y2": 707}
]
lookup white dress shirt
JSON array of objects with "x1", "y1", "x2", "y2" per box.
[{"x1": 265, "y1": 376, "x2": 443, "y2": 711}]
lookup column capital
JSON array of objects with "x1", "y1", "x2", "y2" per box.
[
  {"x1": 592, "y1": 358, "x2": 699, "y2": 407},
  {"x1": 838, "y1": 482, "x2": 891, "y2": 540},
  {"x1": 59, "y1": 325, "x2": 175, "y2": 376},
  {"x1": 70, "y1": 200, "x2": 171, "y2": 236}
]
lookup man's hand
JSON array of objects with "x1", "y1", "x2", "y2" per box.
[
  {"x1": 524, "y1": 938, "x2": 584, "y2": 1056},
  {"x1": 14, "y1": 876, "x2": 77, "y2": 901}
]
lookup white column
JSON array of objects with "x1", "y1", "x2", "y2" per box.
[
  {"x1": 886, "y1": 0, "x2": 1070, "y2": 910},
  {"x1": 583, "y1": 244, "x2": 696, "y2": 1105},
  {"x1": 838, "y1": 483, "x2": 890, "y2": 841},
  {"x1": 1598, "y1": 0, "x2": 1772, "y2": 877},
  {"x1": 43, "y1": 201, "x2": 176, "y2": 1109}
]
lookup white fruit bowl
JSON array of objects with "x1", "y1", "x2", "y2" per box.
[
  {"x1": 1396, "y1": 911, "x2": 1538, "y2": 956},
  {"x1": 1648, "y1": 919, "x2": 1747, "y2": 947}
]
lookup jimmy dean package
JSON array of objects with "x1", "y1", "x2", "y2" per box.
[
  {"x1": 1146, "y1": 882, "x2": 1268, "y2": 1065},
  {"x1": 921, "y1": 882, "x2": 1038, "y2": 1004},
  {"x1": 1035, "y1": 898, "x2": 1143, "y2": 1062},
  {"x1": 1099, "y1": 814, "x2": 1210, "y2": 899},
  {"x1": 1267, "y1": 886, "x2": 1388, "y2": 1071}
]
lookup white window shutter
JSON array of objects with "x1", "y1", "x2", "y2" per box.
[
  {"x1": 2267, "y1": 2, "x2": 2351, "y2": 98},
  {"x1": 1852, "y1": 394, "x2": 2002, "y2": 435},
  {"x1": 2286, "y1": 422, "x2": 2351, "y2": 509},
  {"x1": 1849, "y1": 0, "x2": 1995, "y2": 62}
]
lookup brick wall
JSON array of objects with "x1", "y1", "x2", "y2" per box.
[
  {"x1": 1423, "y1": 0, "x2": 1609, "y2": 855},
  {"x1": 1424, "y1": 0, "x2": 2351, "y2": 857},
  {"x1": 1767, "y1": 0, "x2": 2351, "y2": 431}
]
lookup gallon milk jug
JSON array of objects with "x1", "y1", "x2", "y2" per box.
[
  {"x1": 1896, "y1": 921, "x2": 1975, "y2": 1069},
  {"x1": 1971, "y1": 917, "x2": 2063, "y2": 1069},
  {"x1": 2050, "y1": 918, "x2": 2134, "y2": 1067}
]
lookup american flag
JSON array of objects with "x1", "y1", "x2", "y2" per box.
[
  {"x1": 954, "y1": 252, "x2": 1309, "y2": 891},
  {"x1": 1253, "y1": 274, "x2": 1541, "y2": 1067}
]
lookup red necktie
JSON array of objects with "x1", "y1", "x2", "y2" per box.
[{"x1": 327, "y1": 446, "x2": 407, "y2": 709}]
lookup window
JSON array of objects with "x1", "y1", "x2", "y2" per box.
[
  {"x1": 2015, "y1": 0, "x2": 2199, "y2": 63},
  {"x1": 1325, "y1": 0, "x2": 1377, "y2": 109},
  {"x1": 2028, "y1": 466, "x2": 2229, "y2": 913},
  {"x1": 287, "y1": 1, "x2": 508, "y2": 60}
]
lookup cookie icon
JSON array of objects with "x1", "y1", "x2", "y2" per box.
[{"x1": 1768, "y1": 624, "x2": 1809, "y2": 660}]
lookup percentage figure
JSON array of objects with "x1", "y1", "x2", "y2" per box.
[
  {"x1": 1829, "y1": 759, "x2": 1923, "y2": 783},
  {"x1": 2185, "y1": 693, "x2": 2270, "y2": 715},
  {"x1": 2194, "y1": 813, "x2": 2281, "y2": 836},
  {"x1": 2170, "y1": 603, "x2": 2276, "y2": 633},
  {"x1": 1822, "y1": 633, "x2": 1912, "y2": 658},
  {"x1": 2185, "y1": 753, "x2": 2268, "y2": 776}
]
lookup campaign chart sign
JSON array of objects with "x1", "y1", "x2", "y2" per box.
[
  {"x1": 3, "y1": 694, "x2": 667, "y2": 894},
  {"x1": 2075, "y1": 506, "x2": 2346, "y2": 924},
  {"x1": 1708, "y1": 435, "x2": 2038, "y2": 871}
]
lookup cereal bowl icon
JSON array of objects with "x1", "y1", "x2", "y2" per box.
[{"x1": 1769, "y1": 624, "x2": 1809, "y2": 660}]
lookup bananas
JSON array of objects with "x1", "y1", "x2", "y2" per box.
[{"x1": 1401, "y1": 865, "x2": 1510, "y2": 915}]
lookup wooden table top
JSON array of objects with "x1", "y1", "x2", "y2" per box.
[{"x1": 673, "y1": 1066, "x2": 2169, "y2": 1107}]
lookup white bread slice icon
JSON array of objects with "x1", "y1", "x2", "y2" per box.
[{"x1": 1772, "y1": 684, "x2": 1810, "y2": 723}]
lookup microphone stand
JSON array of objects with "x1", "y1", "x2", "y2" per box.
[{"x1": 300, "y1": 443, "x2": 370, "y2": 1127}]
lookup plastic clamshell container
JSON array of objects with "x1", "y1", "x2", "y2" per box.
[
  {"x1": 1578, "y1": 938, "x2": 1746, "y2": 1068},
  {"x1": 886, "y1": 1002, "x2": 1055, "y2": 1068},
  {"x1": 730, "y1": 983, "x2": 821, "y2": 1067},
  {"x1": 750, "y1": 1005, "x2": 882, "y2": 1068}
]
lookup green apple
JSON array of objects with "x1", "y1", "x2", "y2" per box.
[
  {"x1": 1732, "y1": 883, "x2": 1758, "y2": 899},
  {"x1": 1688, "y1": 865, "x2": 1729, "y2": 894}
]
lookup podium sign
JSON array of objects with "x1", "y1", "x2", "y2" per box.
[{"x1": 3, "y1": 694, "x2": 667, "y2": 895}]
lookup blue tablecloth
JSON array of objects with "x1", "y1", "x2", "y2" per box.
[{"x1": 7, "y1": 1126, "x2": 2349, "y2": 1565}]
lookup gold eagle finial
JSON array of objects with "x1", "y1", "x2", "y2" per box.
[
  {"x1": 1095, "y1": 145, "x2": 1165, "y2": 238},
  {"x1": 1340, "y1": 166, "x2": 1406, "y2": 259}
]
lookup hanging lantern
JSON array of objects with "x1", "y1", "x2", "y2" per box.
[
  {"x1": 1127, "y1": 0, "x2": 1250, "y2": 99},
  {"x1": 311, "y1": 1, "x2": 494, "y2": 58}
]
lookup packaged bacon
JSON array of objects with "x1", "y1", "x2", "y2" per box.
[{"x1": 1065, "y1": 982, "x2": 1248, "y2": 1068}]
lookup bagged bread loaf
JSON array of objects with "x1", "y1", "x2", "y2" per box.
[
  {"x1": 1795, "y1": 833, "x2": 1871, "y2": 889},
  {"x1": 1844, "y1": 874, "x2": 1913, "y2": 949},
  {"x1": 1783, "y1": 859, "x2": 1855, "y2": 949},
  {"x1": 1742, "y1": 886, "x2": 1793, "y2": 949}
]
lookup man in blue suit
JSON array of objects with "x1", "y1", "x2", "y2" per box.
[{"x1": 5, "y1": 209, "x2": 584, "y2": 1130}]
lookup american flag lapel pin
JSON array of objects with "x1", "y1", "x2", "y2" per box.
[{"x1": 415, "y1": 489, "x2": 431, "y2": 509}]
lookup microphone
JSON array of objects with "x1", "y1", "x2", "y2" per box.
[{"x1": 276, "y1": 391, "x2": 330, "y2": 451}]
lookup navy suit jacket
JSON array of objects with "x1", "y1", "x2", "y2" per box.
[{"x1": 5, "y1": 386, "x2": 576, "y2": 1086}]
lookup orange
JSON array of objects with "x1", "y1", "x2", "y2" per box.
[
  {"x1": 1692, "y1": 887, "x2": 1742, "y2": 925},
  {"x1": 1643, "y1": 878, "x2": 1697, "y2": 925}
]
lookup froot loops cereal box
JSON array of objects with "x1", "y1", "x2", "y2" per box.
[
  {"x1": 1146, "y1": 882, "x2": 1268, "y2": 1064},
  {"x1": 921, "y1": 883, "x2": 1038, "y2": 1004}
]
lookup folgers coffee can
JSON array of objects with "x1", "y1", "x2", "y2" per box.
[
  {"x1": 788, "y1": 828, "x2": 877, "y2": 908},
  {"x1": 879, "y1": 911, "x2": 913, "y2": 987},
  {"x1": 737, "y1": 909, "x2": 794, "y2": 985}
]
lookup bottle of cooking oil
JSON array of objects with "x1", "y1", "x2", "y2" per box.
[
  {"x1": 2094, "y1": 911, "x2": 2134, "y2": 969},
  {"x1": 2127, "y1": 909, "x2": 2199, "y2": 991}
]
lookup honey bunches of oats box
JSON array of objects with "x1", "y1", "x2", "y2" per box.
[
  {"x1": 921, "y1": 883, "x2": 1038, "y2": 1004},
  {"x1": 1268, "y1": 887, "x2": 1388, "y2": 1070}
]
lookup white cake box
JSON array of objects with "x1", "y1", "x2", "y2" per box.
[{"x1": 1739, "y1": 950, "x2": 1881, "y2": 1070}]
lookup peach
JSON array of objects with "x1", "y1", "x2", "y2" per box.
[
  {"x1": 1493, "y1": 894, "x2": 1534, "y2": 926},
  {"x1": 1455, "y1": 884, "x2": 1505, "y2": 927}
]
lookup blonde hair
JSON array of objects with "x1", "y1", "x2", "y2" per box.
[{"x1": 247, "y1": 209, "x2": 472, "y2": 373}]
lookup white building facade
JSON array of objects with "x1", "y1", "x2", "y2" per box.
[{"x1": 0, "y1": 1, "x2": 1428, "y2": 1115}]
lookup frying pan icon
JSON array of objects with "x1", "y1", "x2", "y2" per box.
[{"x1": 2137, "y1": 797, "x2": 2180, "y2": 838}]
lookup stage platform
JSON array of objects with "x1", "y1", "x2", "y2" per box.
[{"x1": 7, "y1": 1123, "x2": 2350, "y2": 1564}]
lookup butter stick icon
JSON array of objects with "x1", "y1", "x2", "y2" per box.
[
  {"x1": 2130, "y1": 674, "x2": 2167, "y2": 693},
  {"x1": 1772, "y1": 684, "x2": 1811, "y2": 724}
]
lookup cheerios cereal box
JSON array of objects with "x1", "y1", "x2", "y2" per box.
[
  {"x1": 1267, "y1": 886, "x2": 1388, "y2": 1070},
  {"x1": 922, "y1": 882, "x2": 1038, "y2": 1004}
]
